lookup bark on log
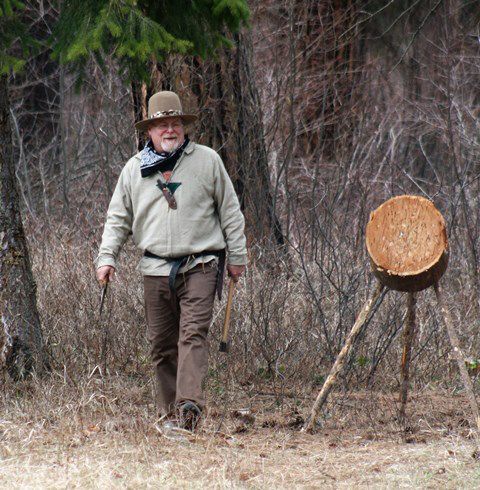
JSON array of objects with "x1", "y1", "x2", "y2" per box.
[
  {"x1": 366, "y1": 195, "x2": 448, "y2": 292},
  {"x1": 0, "y1": 74, "x2": 46, "y2": 379},
  {"x1": 302, "y1": 282, "x2": 386, "y2": 433}
]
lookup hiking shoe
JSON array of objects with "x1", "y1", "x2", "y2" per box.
[{"x1": 178, "y1": 401, "x2": 202, "y2": 431}]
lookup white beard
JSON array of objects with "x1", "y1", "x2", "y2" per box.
[{"x1": 160, "y1": 138, "x2": 181, "y2": 153}]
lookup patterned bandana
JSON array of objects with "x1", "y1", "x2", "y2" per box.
[{"x1": 140, "y1": 137, "x2": 190, "y2": 178}]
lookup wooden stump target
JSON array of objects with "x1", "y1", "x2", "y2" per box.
[
  {"x1": 303, "y1": 195, "x2": 480, "y2": 436},
  {"x1": 366, "y1": 195, "x2": 448, "y2": 292}
]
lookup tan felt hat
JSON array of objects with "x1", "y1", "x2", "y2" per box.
[{"x1": 135, "y1": 91, "x2": 197, "y2": 131}]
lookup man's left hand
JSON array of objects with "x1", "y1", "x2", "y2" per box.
[{"x1": 227, "y1": 264, "x2": 246, "y2": 283}]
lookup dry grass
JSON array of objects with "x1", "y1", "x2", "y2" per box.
[
  {"x1": 2, "y1": 375, "x2": 480, "y2": 488},
  {"x1": 0, "y1": 222, "x2": 472, "y2": 488}
]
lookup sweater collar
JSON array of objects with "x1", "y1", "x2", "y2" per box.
[{"x1": 184, "y1": 140, "x2": 195, "y2": 154}]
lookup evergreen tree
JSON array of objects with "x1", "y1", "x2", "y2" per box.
[{"x1": 52, "y1": 0, "x2": 249, "y2": 80}]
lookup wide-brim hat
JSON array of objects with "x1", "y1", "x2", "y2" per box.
[{"x1": 135, "y1": 91, "x2": 197, "y2": 131}]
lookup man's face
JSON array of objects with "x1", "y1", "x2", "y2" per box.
[{"x1": 147, "y1": 117, "x2": 185, "y2": 153}]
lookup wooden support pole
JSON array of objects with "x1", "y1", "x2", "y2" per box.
[
  {"x1": 302, "y1": 282, "x2": 386, "y2": 433},
  {"x1": 434, "y1": 282, "x2": 480, "y2": 433},
  {"x1": 399, "y1": 292, "x2": 416, "y2": 428}
]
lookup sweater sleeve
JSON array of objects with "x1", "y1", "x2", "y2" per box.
[
  {"x1": 213, "y1": 153, "x2": 248, "y2": 266},
  {"x1": 95, "y1": 164, "x2": 133, "y2": 269}
]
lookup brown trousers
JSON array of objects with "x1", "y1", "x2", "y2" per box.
[{"x1": 144, "y1": 263, "x2": 217, "y2": 415}]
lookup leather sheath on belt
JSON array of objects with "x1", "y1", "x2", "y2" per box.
[
  {"x1": 156, "y1": 177, "x2": 177, "y2": 210},
  {"x1": 144, "y1": 249, "x2": 226, "y2": 300}
]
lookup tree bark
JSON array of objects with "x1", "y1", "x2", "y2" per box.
[
  {"x1": 230, "y1": 30, "x2": 285, "y2": 248},
  {"x1": 131, "y1": 81, "x2": 148, "y2": 152},
  {"x1": 0, "y1": 74, "x2": 46, "y2": 379}
]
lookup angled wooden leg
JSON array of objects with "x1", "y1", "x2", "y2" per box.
[
  {"x1": 399, "y1": 292, "x2": 416, "y2": 429},
  {"x1": 434, "y1": 282, "x2": 480, "y2": 433},
  {"x1": 302, "y1": 282, "x2": 386, "y2": 433}
]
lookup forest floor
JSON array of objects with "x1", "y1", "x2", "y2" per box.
[{"x1": 1, "y1": 375, "x2": 480, "y2": 488}]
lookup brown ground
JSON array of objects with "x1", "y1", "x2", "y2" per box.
[{"x1": 1, "y1": 376, "x2": 480, "y2": 488}]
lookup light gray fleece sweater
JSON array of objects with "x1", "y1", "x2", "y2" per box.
[{"x1": 96, "y1": 141, "x2": 247, "y2": 273}]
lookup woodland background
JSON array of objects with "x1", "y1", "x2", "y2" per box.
[{"x1": 2, "y1": 0, "x2": 480, "y2": 419}]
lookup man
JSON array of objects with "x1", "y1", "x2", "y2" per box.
[{"x1": 96, "y1": 91, "x2": 247, "y2": 430}]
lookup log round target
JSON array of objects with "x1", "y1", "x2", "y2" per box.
[{"x1": 365, "y1": 195, "x2": 448, "y2": 292}]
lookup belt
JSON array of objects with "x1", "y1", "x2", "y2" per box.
[{"x1": 144, "y1": 249, "x2": 226, "y2": 300}]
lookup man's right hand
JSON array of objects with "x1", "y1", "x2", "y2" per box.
[{"x1": 97, "y1": 265, "x2": 115, "y2": 285}]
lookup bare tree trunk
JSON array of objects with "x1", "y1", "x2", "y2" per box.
[
  {"x1": 131, "y1": 81, "x2": 148, "y2": 152},
  {"x1": 59, "y1": 66, "x2": 70, "y2": 213},
  {"x1": 230, "y1": 30, "x2": 285, "y2": 248},
  {"x1": 0, "y1": 74, "x2": 46, "y2": 379}
]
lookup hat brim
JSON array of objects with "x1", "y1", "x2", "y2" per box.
[{"x1": 135, "y1": 114, "x2": 197, "y2": 131}]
